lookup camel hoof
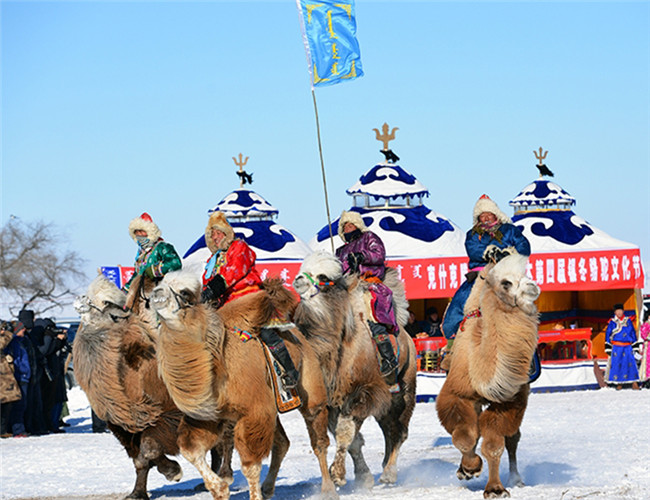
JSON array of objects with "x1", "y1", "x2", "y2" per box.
[
  {"x1": 483, "y1": 487, "x2": 510, "y2": 498},
  {"x1": 456, "y1": 459, "x2": 482, "y2": 481},
  {"x1": 379, "y1": 464, "x2": 397, "y2": 485},
  {"x1": 319, "y1": 490, "x2": 339, "y2": 500},
  {"x1": 157, "y1": 460, "x2": 182, "y2": 482},
  {"x1": 125, "y1": 493, "x2": 149, "y2": 500},
  {"x1": 355, "y1": 471, "x2": 375, "y2": 489},
  {"x1": 508, "y1": 474, "x2": 525, "y2": 488},
  {"x1": 261, "y1": 481, "x2": 275, "y2": 499}
]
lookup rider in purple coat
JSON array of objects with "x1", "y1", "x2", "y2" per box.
[{"x1": 335, "y1": 210, "x2": 398, "y2": 378}]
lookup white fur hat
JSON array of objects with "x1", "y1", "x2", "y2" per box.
[
  {"x1": 128, "y1": 212, "x2": 162, "y2": 242},
  {"x1": 205, "y1": 211, "x2": 235, "y2": 253},
  {"x1": 337, "y1": 210, "x2": 368, "y2": 240},
  {"x1": 472, "y1": 194, "x2": 511, "y2": 225}
]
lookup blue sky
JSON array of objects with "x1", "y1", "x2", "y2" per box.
[{"x1": 2, "y1": 0, "x2": 649, "y2": 296}]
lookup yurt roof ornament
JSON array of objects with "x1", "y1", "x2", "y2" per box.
[
  {"x1": 509, "y1": 148, "x2": 576, "y2": 213},
  {"x1": 346, "y1": 123, "x2": 429, "y2": 209},
  {"x1": 208, "y1": 154, "x2": 279, "y2": 221}
]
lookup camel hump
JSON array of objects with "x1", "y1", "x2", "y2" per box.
[{"x1": 261, "y1": 278, "x2": 298, "y2": 319}]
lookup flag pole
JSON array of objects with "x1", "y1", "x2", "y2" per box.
[{"x1": 311, "y1": 88, "x2": 335, "y2": 253}]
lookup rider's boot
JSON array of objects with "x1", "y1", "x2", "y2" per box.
[
  {"x1": 368, "y1": 321, "x2": 399, "y2": 377},
  {"x1": 259, "y1": 327, "x2": 300, "y2": 390}
]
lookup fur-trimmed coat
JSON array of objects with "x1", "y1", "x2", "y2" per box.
[
  {"x1": 202, "y1": 239, "x2": 262, "y2": 303},
  {"x1": 124, "y1": 239, "x2": 181, "y2": 291},
  {"x1": 0, "y1": 328, "x2": 21, "y2": 404}
]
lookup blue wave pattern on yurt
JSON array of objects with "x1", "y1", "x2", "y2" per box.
[
  {"x1": 183, "y1": 220, "x2": 296, "y2": 259},
  {"x1": 209, "y1": 189, "x2": 279, "y2": 217},
  {"x1": 510, "y1": 179, "x2": 576, "y2": 208},
  {"x1": 315, "y1": 206, "x2": 453, "y2": 243},
  {"x1": 512, "y1": 211, "x2": 594, "y2": 246}
]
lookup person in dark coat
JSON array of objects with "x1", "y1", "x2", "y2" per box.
[
  {"x1": 19, "y1": 310, "x2": 48, "y2": 436},
  {"x1": 420, "y1": 307, "x2": 443, "y2": 337},
  {"x1": 35, "y1": 318, "x2": 68, "y2": 433},
  {"x1": 7, "y1": 321, "x2": 31, "y2": 437}
]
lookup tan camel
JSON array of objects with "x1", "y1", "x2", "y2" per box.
[
  {"x1": 151, "y1": 271, "x2": 337, "y2": 500},
  {"x1": 436, "y1": 254, "x2": 540, "y2": 498},
  {"x1": 73, "y1": 275, "x2": 184, "y2": 500},
  {"x1": 292, "y1": 251, "x2": 417, "y2": 488}
]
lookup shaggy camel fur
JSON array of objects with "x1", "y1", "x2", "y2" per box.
[
  {"x1": 292, "y1": 251, "x2": 417, "y2": 488},
  {"x1": 73, "y1": 275, "x2": 184, "y2": 500},
  {"x1": 151, "y1": 271, "x2": 336, "y2": 500},
  {"x1": 436, "y1": 254, "x2": 540, "y2": 499}
]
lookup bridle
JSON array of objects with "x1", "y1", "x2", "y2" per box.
[
  {"x1": 300, "y1": 272, "x2": 335, "y2": 298},
  {"x1": 78, "y1": 295, "x2": 127, "y2": 323}
]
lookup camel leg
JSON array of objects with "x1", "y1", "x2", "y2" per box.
[
  {"x1": 300, "y1": 405, "x2": 338, "y2": 499},
  {"x1": 347, "y1": 431, "x2": 374, "y2": 489},
  {"x1": 241, "y1": 462, "x2": 263, "y2": 500},
  {"x1": 177, "y1": 419, "x2": 230, "y2": 500},
  {"x1": 138, "y1": 435, "x2": 182, "y2": 483},
  {"x1": 436, "y1": 387, "x2": 482, "y2": 480},
  {"x1": 505, "y1": 430, "x2": 525, "y2": 487},
  {"x1": 329, "y1": 414, "x2": 357, "y2": 487},
  {"x1": 479, "y1": 387, "x2": 529, "y2": 498},
  {"x1": 261, "y1": 419, "x2": 290, "y2": 499},
  {"x1": 106, "y1": 425, "x2": 152, "y2": 500},
  {"x1": 375, "y1": 389, "x2": 414, "y2": 485}
]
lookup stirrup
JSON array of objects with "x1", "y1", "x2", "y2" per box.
[{"x1": 281, "y1": 373, "x2": 298, "y2": 390}]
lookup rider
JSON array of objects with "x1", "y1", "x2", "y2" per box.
[
  {"x1": 441, "y1": 195, "x2": 531, "y2": 365},
  {"x1": 124, "y1": 212, "x2": 182, "y2": 291},
  {"x1": 335, "y1": 210, "x2": 399, "y2": 380},
  {"x1": 200, "y1": 211, "x2": 300, "y2": 390}
]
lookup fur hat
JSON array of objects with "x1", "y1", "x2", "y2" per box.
[
  {"x1": 337, "y1": 210, "x2": 368, "y2": 240},
  {"x1": 128, "y1": 212, "x2": 162, "y2": 242},
  {"x1": 472, "y1": 194, "x2": 511, "y2": 225},
  {"x1": 205, "y1": 211, "x2": 235, "y2": 253}
]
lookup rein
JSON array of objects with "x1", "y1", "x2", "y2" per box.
[{"x1": 459, "y1": 309, "x2": 482, "y2": 332}]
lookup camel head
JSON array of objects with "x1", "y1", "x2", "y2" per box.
[
  {"x1": 74, "y1": 274, "x2": 129, "y2": 327},
  {"x1": 485, "y1": 254, "x2": 540, "y2": 314},
  {"x1": 151, "y1": 270, "x2": 202, "y2": 330},
  {"x1": 294, "y1": 251, "x2": 344, "y2": 299}
]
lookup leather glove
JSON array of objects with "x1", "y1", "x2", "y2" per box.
[
  {"x1": 604, "y1": 342, "x2": 612, "y2": 355},
  {"x1": 483, "y1": 245, "x2": 499, "y2": 262},
  {"x1": 201, "y1": 275, "x2": 227, "y2": 304},
  {"x1": 347, "y1": 252, "x2": 365, "y2": 274}
]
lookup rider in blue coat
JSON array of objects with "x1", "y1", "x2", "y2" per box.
[{"x1": 442, "y1": 194, "x2": 531, "y2": 348}]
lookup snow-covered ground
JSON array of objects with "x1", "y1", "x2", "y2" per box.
[{"x1": 1, "y1": 385, "x2": 649, "y2": 500}]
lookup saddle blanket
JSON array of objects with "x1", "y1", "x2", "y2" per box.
[{"x1": 260, "y1": 343, "x2": 302, "y2": 413}]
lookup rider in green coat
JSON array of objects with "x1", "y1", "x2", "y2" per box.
[{"x1": 123, "y1": 212, "x2": 182, "y2": 291}]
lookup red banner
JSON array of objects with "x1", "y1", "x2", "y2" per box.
[
  {"x1": 525, "y1": 248, "x2": 644, "y2": 292},
  {"x1": 120, "y1": 266, "x2": 135, "y2": 288},
  {"x1": 256, "y1": 261, "x2": 303, "y2": 285},
  {"x1": 386, "y1": 257, "x2": 470, "y2": 300}
]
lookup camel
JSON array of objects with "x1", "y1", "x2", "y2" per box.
[
  {"x1": 150, "y1": 271, "x2": 337, "y2": 500},
  {"x1": 73, "y1": 275, "x2": 185, "y2": 499},
  {"x1": 435, "y1": 253, "x2": 540, "y2": 498},
  {"x1": 292, "y1": 251, "x2": 417, "y2": 488}
]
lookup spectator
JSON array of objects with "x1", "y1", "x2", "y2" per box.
[
  {"x1": 405, "y1": 311, "x2": 420, "y2": 338},
  {"x1": 605, "y1": 304, "x2": 641, "y2": 390},
  {"x1": 0, "y1": 322, "x2": 22, "y2": 437},
  {"x1": 638, "y1": 310, "x2": 650, "y2": 388},
  {"x1": 421, "y1": 307, "x2": 443, "y2": 337},
  {"x1": 36, "y1": 318, "x2": 69, "y2": 433},
  {"x1": 7, "y1": 321, "x2": 31, "y2": 437},
  {"x1": 19, "y1": 310, "x2": 48, "y2": 436}
]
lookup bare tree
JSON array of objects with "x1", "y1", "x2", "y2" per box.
[{"x1": 0, "y1": 218, "x2": 87, "y2": 316}]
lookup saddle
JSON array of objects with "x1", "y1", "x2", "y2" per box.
[{"x1": 260, "y1": 342, "x2": 302, "y2": 413}]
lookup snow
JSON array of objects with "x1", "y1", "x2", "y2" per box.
[{"x1": 1, "y1": 385, "x2": 649, "y2": 500}]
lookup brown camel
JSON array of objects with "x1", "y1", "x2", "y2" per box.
[
  {"x1": 436, "y1": 254, "x2": 540, "y2": 498},
  {"x1": 151, "y1": 271, "x2": 337, "y2": 500},
  {"x1": 73, "y1": 275, "x2": 231, "y2": 500},
  {"x1": 292, "y1": 251, "x2": 417, "y2": 488}
]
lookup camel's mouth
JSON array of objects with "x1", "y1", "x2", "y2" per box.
[{"x1": 74, "y1": 295, "x2": 91, "y2": 314}]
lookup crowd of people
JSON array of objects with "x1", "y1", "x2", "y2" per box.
[{"x1": 0, "y1": 311, "x2": 73, "y2": 438}]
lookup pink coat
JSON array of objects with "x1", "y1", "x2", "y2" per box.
[{"x1": 639, "y1": 322, "x2": 650, "y2": 381}]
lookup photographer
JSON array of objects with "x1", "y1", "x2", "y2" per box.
[{"x1": 36, "y1": 318, "x2": 69, "y2": 433}]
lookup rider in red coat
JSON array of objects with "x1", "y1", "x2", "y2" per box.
[{"x1": 201, "y1": 211, "x2": 299, "y2": 389}]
